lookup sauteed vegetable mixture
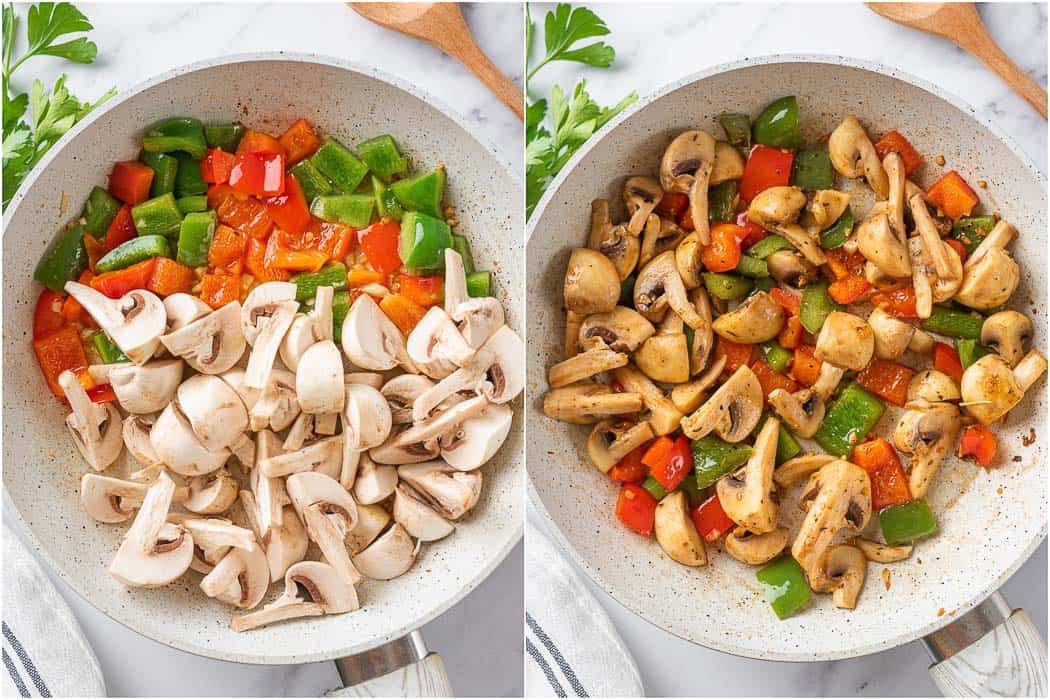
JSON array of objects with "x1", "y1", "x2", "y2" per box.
[
  {"x1": 542, "y1": 96, "x2": 1045, "y2": 619},
  {"x1": 31, "y1": 116, "x2": 521, "y2": 630}
]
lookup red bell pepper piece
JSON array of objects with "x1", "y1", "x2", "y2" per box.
[
  {"x1": 853, "y1": 438, "x2": 912, "y2": 510},
  {"x1": 945, "y1": 238, "x2": 968, "y2": 263},
  {"x1": 278, "y1": 118, "x2": 321, "y2": 165},
  {"x1": 735, "y1": 211, "x2": 767, "y2": 248},
  {"x1": 229, "y1": 151, "x2": 285, "y2": 197},
  {"x1": 827, "y1": 275, "x2": 872, "y2": 304},
  {"x1": 200, "y1": 148, "x2": 236, "y2": 184},
  {"x1": 147, "y1": 258, "x2": 195, "y2": 297},
  {"x1": 89, "y1": 259, "x2": 157, "y2": 299},
  {"x1": 33, "y1": 289, "x2": 67, "y2": 340},
  {"x1": 398, "y1": 274, "x2": 445, "y2": 307},
  {"x1": 217, "y1": 193, "x2": 273, "y2": 239},
  {"x1": 649, "y1": 435, "x2": 693, "y2": 492},
  {"x1": 207, "y1": 183, "x2": 240, "y2": 210},
  {"x1": 778, "y1": 315, "x2": 803, "y2": 350},
  {"x1": 873, "y1": 130, "x2": 923, "y2": 175},
  {"x1": 655, "y1": 192, "x2": 688, "y2": 219},
  {"x1": 856, "y1": 359, "x2": 915, "y2": 407},
  {"x1": 86, "y1": 383, "x2": 117, "y2": 404},
  {"x1": 61, "y1": 294, "x2": 83, "y2": 323},
  {"x1": 104, "y1": 204, "x2": 137, "y2": 253},
  {"x1": 358, "y1": 220, "x2": 402, "y2": 274},
  {"x1": 751, "y1": 359, "x2": 799, "y2": 397},
  {"x1": 958, "y1": 425, "x2": 997, "y2": 467},
  {"x1": 108, "y1": 161, "x2": 154, "y2": 205},
  {"x1": 243, "y1": 237, "x2": 291, "y2": 283},
  {"x1": 871, "y1": 285, "x2": 919, "y2": 319},
  {"x1": 739, "y1": 145, "x2": 794, "y2": 202},
  {"x1": 926, "y1": 170, "x2": 979, "y2": 220},
  {"x1": 263, "y1": 174, "x2": 311, "y2": 235},
  {"x1": 825, "y1": 247, "x2": 867, "y2": 280},
  {"x1": 237, "y1": 129, "x2": 286, "y2": 159},
  {"x1": 770, "y1": 287, "x2": 802, "y2": 316},
  {"x1": 933, "y1": 342, "x2": 964, "y2": 384},
  {"x1": 200, "y1": 272, "x2": 241, "y2": 309},
  {"x1": 32, "y1": 325, "x2": 88, "y2": 398},
  {"x1": 641, "y1": 436, "x2": 673, "y2": 470},
  {"x1": 713, "y1": 337, "x2": 755, "y2": 376},
  {"x1": 691, "y1": 494, "x2": 735, "y2": 542},
  {"x1": 607, "y1": 444, "x2": 649, "y2": 484},
  {"x1": 616, "y1": 484, "x2": 658, "y2": 537},
  {"x1": 700, "y1": 223, "x2": 748, "y2": 272},
  {"x1": 791, "y1": 345, "x2": 823, "y2": 387}
]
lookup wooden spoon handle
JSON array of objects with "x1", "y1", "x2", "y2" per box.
[
  {"x1": 953, "y1": 21, "x2": 1048, "y2": 119},
  {"x1": 435, "y1": 33, "x2": 524, "y2": 120}
]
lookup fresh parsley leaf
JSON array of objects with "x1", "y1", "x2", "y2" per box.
[
  {"x1": 527, "y1": 3, "x2": 616, "y2": 81},
  {"x1": 24, "y1": 3, "x2": 96, "y2": 64}
]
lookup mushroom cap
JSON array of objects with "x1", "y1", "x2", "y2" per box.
[
  {"x1": 80, "y1": 473, "x2": 147, "y2": 523},
  {"x1": 766, "y1": 250, "x2": 818, "y2": 288},
  {"x1": 634, "y1": 333, "x2": 690, "y2": 383},
  {"x1": 149, "y1": 402, "x2": 230, "y2": 477},
  {"x1": 823, "y1": 544, "x2": 867, "y2": 609},
  {"x1": 612, "y1": 365, "x2": 682, "y2": 436},
  {"x1": 285, "y1": 471, "x2": 357, "y2": 530},
  {"x1": 296, "y1": 340, "x2": 345, "y2": 414},
  {"x1": 828, "y1": 115, "x2": 888, "y2": 198},
  {"x1": 577, "y1": 306, "x2": 655, "y2": 353},
  {"x1": 163, "y1": 293, "x2": 211, "y2": 333},
  {"x1": 981, "y1": 310, "x2": 1033, "y2": 368},
  {"x1": 856, "y1": 212, "x2": 910, "y2": 278},
  {"x1": 177, "y1": 374, "x2": 249, "y2": 452},
  {"x1": 681, "y1": 364, "x2": 763, "y2": 443},
  {"x1": 344, "y1": 383, "x2": 393, "y2": 450},
  {"x1": 623, "y1": 175, "x2": 664, "y2": 237},
  {"x1": 747, "y1": 186, "x2": 807, "y2": 230},
  {"x1": 712, "y1": 291, "x2": 785, "y2": 344},
  {"x1": 160, "y1": 301, "x2": 246, "y2": 375},
  {"x1": 108, "y1": 474, "x2": 193, "y2": 588},
  {"x1": 60, "y1": 370, "x2": 124, "y2": 472},
  {"x1": 955, "y1": 249, "x2": 1019, "y2": 311},
  {"x1": 724, "y1": 526, "x2": 789, "y2": 565},
  {"x1": 441, "y1": 402, "x2": 514, "y2": 471},
  {"x1": 653, "y1": 491, "x2": 706, "y2": 566},
  {"x1": 284, "y1": 560, "x2": 359, "y2": 614},
  {"x1": 241, "y1": 281, "x2": 298, "y2": 345},
  {"x1": 674, "y1": 231, "x2": 705, "y2": 290},
  {"x1": 907, "y1": 369, "x2": 961, "y2": 403},
  {"x1": 715, "y1": 417, "x2": 780, "y2": 533},
  {"x1": 200, "y1": 543, "x2": 269, "y2": 609},
  {"x1": 816, "y1": 312, "x2": 874, "y2": 371},
  {"x1": 475, "y1": 325, "x2": 525, "y2": 404},
  {"x1": 710, "y1": 142, "x2": 745, "y2": 185},
  {"x1": 280, "y1": 313, "x2": 316, "y2": 372},
  {"x1": 659, "y1": 129, "x2": 715, "y2": 194},
  {"x1": 450, "y1": 297, "x2": 506, "y2": 350},
  {"x1": 893, "y1": 401, "x2": 961, "y2": 499},
  {"x1": 352, "y1": 523, "x2": 417, "y2": 581},
  {"x1": 259, "y1": 434, "x2": 343, "y2": 479},
  {"x1": 347, "y1": 502, "x2": 393, "y2": 554},
  {"x1": 398, "y1": 460, "x2": 482, "y2": 520},
  {"x1": 394, "y1": 483, "x2": 455, "y2": 542},
  {"x1": 219, "y1": 368, "x2": 260, "y2": 411},
  {"x1": 563, "y1": 248, "x2": 621, "y2": 315},
  {"x1": 122, "y1": 414, "x2": 160, "y2": 466},
  {"x1": 960, "y1": 354, "x2": 1025, "y2": 425},
  {"x1": 867, "y1": 307, "x2": 915, "y2": 360},
  {"x1": 382, "y1": 374, "x2": 435, "y2": 424},
  {"x1": 632, "y1": 251, "x2": 705, "y2": 328},
  {"x1": 352, "y1": 455, "x2": 398, "y2": 504},
  {"x1": 370, "y1": 425, "x2": 442, "y2": 465},
  {"x1": 183, "y1": 469, "x2": 239, "y2": 514},
  {"x1": 342, "y1": 293, "x2": 415, "y2": 372},
  {"x1": 108, "y1": 359, "x2": 184, "y2": 415},
  {"x1": 801, "y1": 189, "x2": 851, "y2": 231},
  {"x1": 65, "y1": 283, "x2": 166, "y2": 365}
]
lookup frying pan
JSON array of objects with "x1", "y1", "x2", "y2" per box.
[
  {"x1": 2, "y1": 53, "x2": 523, "y2": 695},
  {"x1": 527, "y1": 55, "x2": 1046, "y2": 695}
]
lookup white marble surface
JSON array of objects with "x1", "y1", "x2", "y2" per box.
[
  {"x1": 526, "y1": 2, "x2": 1046, "y2": 697},
  {"x1": 3, "y1": 2, "x2": 523, "y2": 697}
]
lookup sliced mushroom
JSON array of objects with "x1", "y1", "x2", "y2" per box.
[
  {"x1": 346, "y1": 502, "x2": 392, "y2": 554},
  {"x1": 654, "y1": 491, "x2": 706, "y2": 566},
  {"x1": 850, "y1": 537, "x2": 913, "y2": 563},
  {"x1": 623, "y1": 176, "x2": 663, "y2": 237},
  {"x1": 828, "y1": 115, "x2": 888, "y2": 199},
  {"x1": 639, "y1": 214, "x2": 685, "y2": 268},
  {"x1": 674, "y1": 231, "x2": 705, "y2": 289},
  {"x1": 564, "y1": 310, "x2": 584, "y2": 359},
  {"x1": 285, "y1": 471, "x2": 360, "y2": 585},
  {"x1": 163, "y1": 293, "x2": 211, "y2": 333},
  {"x1": 910, "y1": 192, "x2": 959, "y2": 282},
  {"x1": 243, "y1": 295, "x2": 298, "y2": 391},
  {"x1": 80, "y1": 473, "x2": 148, "y2": 523},
  {"x1": 58, "y1": 370, "x2": 122, "y2": 471},
  {"x1": 353, "y1": 455, "x2": 398, "y2": 504},
  {"x1": 588, "y1": 200, "x2": 640, "y2": 280},
  {"x1": 800, "y1": 189, "x2": 851, "y2": 232},
  {"x1": 342, "y1": 383, "x2": 393, "y2": 451},
  {"x1": 773, "y1": 454, "x2": 837, "y2": 489},
  {"x1": 634, "y1": 312, "x2": 689, "y2": 383},
  {"x1": 586, "y1": 419, "x2": 655, "y2": 473},
  {"x1": 183, "y1": 469, "x2": 238, "y2": 514},
  {"x1": 180, "y1": 517, "x2": 256, "y2": 553},
  {"x1": 955, "y1": 246, "x2": 1020, "y2": 311},
  {"x1": 259, "y1": 434, "x2": 343, "y2": 479},
  {"x1": 564, "y1": 248, "x2": 621, "y2": 315},
  {"x1": 64, "y1": 283, "x2": 166, "y2": 364},
  {"x1": 240, "y1": 491, "x2": 307, "y2": 583},
  {"x1": 577, "y1": 306, "x2": 655, "y2": 353},
  {"x1": 612, "y1": 365, "x2": 682, "y2": 436},
  {"x1": 177, "y1": 374, "x2": 249, "y2": 452},
  {"x1": 815, "y1": 311, "x2": 874, "y2": 371},
  {"x1": 250, "y1": 430, "x2": 290, "y2": 533},
  {"x1": 715, "y1": 417, "x2": 779, "y2": 533},
  {"x1": 371, "y1": 426, "x2": 442, "y2": 465},
  {"x1": 149, "y1": 402, "x2": 230, "y2": 477},
  {"x1": 229, "y1": 557, "x2": 359, "y2": 631},
  {"x1": 822, "y1": 544, "x2": 866, "y2": 609},
  {"x1": 341, "y1": 293, "x2": 416, "y2": 372},
  {"x1": 670, "y1": 355, "x2": 725, "y2": 414},
  {"x1": 768, "y1": 382, "x2": 829, "y2": 439},
  {"x1": 710, "y1": 141, "x2": 745, "y2": 185},
  {"x1": 907, "y1": 369, "x2": 960, "y2": 403},
  {"x1": 868, "y1": 307, "x2": 932, "y2": 360},
  {"x1": 856, "y1": 210, "x2": 910, "y2": 279},
  {"x1": 123, "y1": 414, "x2": 161, "y2": 466},
  {"x1": 542, "y1": 381, "x2": 643, "y2": 425},
  {"x1": 407, "y1": 306, "x2": 476, "y2": 374},
  {"x1": 681, "y1": 365, "x2": 762, "y2": 443},
  {"x1": 108, "y1": 473, "x2": 193, "y2": 588},
  {"x1": 249, "y1": 368, "x2": 300, "y2": 432},
  {"x1": 548, "y1": 339, "x2": 628, "y2": 387},
  {"x1": 398, "y1": 461, "x2": 481, "y2": 520},
  {"x1": 394, "y1": 483, "x2": 454, "y2": 542},
  {"x1": 352, "y1": 523, "x2": 417, "y2": 580},
  {"x1": 894, "y1": 400, "x2": 961, "y2": 498},
  {"x1": 747, "y1": 186, "x2": 826, "y2": 265},
  {"x1": 441, "y1": 402, "x2": 513, "y2": 471},
  {"x1": 279, "y1": 286, "x2": 334, "y2": 371},
  {"x1": 159, "y1": 301, "x2": 245, "y2": 375},
  {"x1": 633, "y1": 251, "x2": 705, "y2": 327},
  {"x1": 766, "y1": 250, "x2": 818, "y2": 287},
  {"x1": 960, "y1": 351, "x2": 1047, "y2": 425},
  {"x1": 106, "y1": 360, "x2": 183, "y2": 414},
  {"x1": 724, "y1": 526, "x2": 789, "y2": 565},
  {"x1": 981, "y1": 310, "x2": 1033, "y2": 368},
  {"x1": 659, "y1": 129, "x2": 715, "y2": 244},
  {"x1": 295, "y1": 340, "x2": 344, "y2": 415},
  {"x1": 382, "y1": 375, "x2": 435, "y2": 424},
  {"x1": 712, "y1": 291, "x2": 785, "y2": 344}
]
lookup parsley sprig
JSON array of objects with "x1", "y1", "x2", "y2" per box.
[
  {"x1": 3, "y1": 2, "x2": 115, "y2": 210},
  {"x1": 525, "y1": 3, "x2": 637, "y2": 218}
]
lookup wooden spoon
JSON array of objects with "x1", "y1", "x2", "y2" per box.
[
  {"x1": 351, "y1": 2, "x2": 524, "y2": 120},
  {"x1": 867, "y1": 2, "x2": 1047, "y2": 118}
]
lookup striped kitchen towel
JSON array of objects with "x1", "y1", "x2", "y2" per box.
[
  {"x1": 525, "y1": 522, "x2": 644, "y2": 698},
  {"x1": 2, "y1": 522, "x2": 106, "y2": 698}
]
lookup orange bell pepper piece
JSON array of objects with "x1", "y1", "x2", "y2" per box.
[
  {"x1": 358, "y1": 220, "x2": 402, "y2": 274},
  {"x1": 217, "y1": 190, "x2": 273, "y2": 239},
  {"x1": 208, "y1": 224, "x2": 248, "y2": 269},
  {"x1": 278, "y1": 118, "x2": 321, "y2": 165},
  {"x1": 933, "y1": 342, "x2": 964, "y2": 384},
  {"x1": 606, "y1": 444, "x2": 650, "y2": 484},
  {"x1": 379, "y1": 294, "x2": 427, "y2": 335},
  {"x1": 827, "y1": 275, "x2": 872, "y2": 305},
  {"x1": 348, "y1": 268, "x2": 387, "y2": 288},
  {"x1": 655, "y1": 192, "x2": 688, "y2": 219},
  {"x1": 32, "y1": 325, "x2": 88, "y2": 398},
  {"x1": 958, "y1": 425, "x2": 997, "y2": 467},
  {"x1": 873, "y1": 130, "x2": 923, "y2": 175},
  {"x1": 200, "y1": 272, "x2": 241, "y2": 309},
  {"x1": 264, "y1": 233, "x2": 328, "y2": 272},
  {"x1": 751, "y1": 359, "x2": 799, "y2": 397},
  {"x1": 263, "y1": 174, "x2": 311, "y2": 235},
  {"x1": 243, "y1": 237, "x2": 291, "y2": 282},
  {"x1": 853, "y1": 438, "x2": 912, "y2": 510},
  {"x1": 926, "y1": 170, "x2": 979, "y2": 220},
  {"x1": 108, "y1": 161, "x2": 154, "y2": 205},
  {"x1": 713, "y1": 337, "x2": 755, "y2": 375},
  {"x1": 90, "y1": 259, "x2": 157, "y2": 299},
  {"x1": 856, "y1": 359, "x2": 915, "y2": 407},
  {"x1": 778, "y1": 315, "x2": 803, "y2": 349},
  {"x1": 825, "y1": 247, "x2": 866, "y2": 280},
  {"x1": 641, "y1": 435, "x2": 674, "y2": 470},
  {"x1": 147, "y1": 258, "x2": 195, "y2": 297},
  {"x1": 200, "y1": 148, "x2": 236, "y2": 184},
  {"x1": 770, "y1": 287, "x2": 801, "y2": 316},
  {"x1": 398, "y1": 273, "x2": 445, "y2": 307},
  {"x1": 701, "y1": 223, "x2": 748, "y2": 272},
  {"x1": 790, "y1": 345, "x2": 822, "y2": 387},
  {"x1": 871, "y1": 285, "x2": 918, "y2": 319},
  {"x1": 237, "y1": 129, "x2": 286, "y2": 159}
]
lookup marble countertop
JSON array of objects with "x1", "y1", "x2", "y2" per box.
[
  {"x1": 3, "y1": 2, "x2": 523, "y2": 697},
  {"x1": 527, "y1": 2, "x2": 1046, "y2": 696}
]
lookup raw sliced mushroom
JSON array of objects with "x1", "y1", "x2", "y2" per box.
[
  {"x1": 164, "y1": 293, "x2": 211, "y2": 332},
  {"x1": 712, "y1": 291, "x2": 785, "y2": 344},
  {"x1": 563, "y1": 248, "x2": 621, "y2": 315},
  {"x1": 64, "y1": 282, "x2": 166, "y2": 364},
  {"x1": 344, "y1": 383, "x2": 393, "y2": 450},
  {"x1": 183, "y1": 469, "x2": 238, "y2": 515},
  {"x1": 724, "y1": 526, "x2": 789, "y2": 565},
  {"x1": 341, "y1": 293, "x2": 416, "y2": 372},
  {"x1": 230, "y1": 560, "x2": 358, "y2": 632},
  {"x1": 352, "y1": 524, "x2": 417, "y2": 580},
  {"x1": 108, "y1": 473, "x2": 193, "y2": 588},
  {"x1": 586, "y1": 419, "x2": 655, "y2": 473},
  {"x1": 960, "y1": 351, "x2": 1047, "y2": 425},
  {"x1": 353, "y1": 455, "x2": 398, "y2": 504},
  {"x1": 199, "y1": 536, "x2": 269, "y2": 608},
  {"x1": 681, "y1": 365, "x2": 762, "y2": 442},
  {"x1": 249, "y1": 369, "x2": 300, "y2": 432},
  {"x1": 177, "y1": 374, "x2": 249, "y2": 452},
  {"x1": 654, "y1": 491, "x2": 706, "y2": 566},
  {"x1": 240, "y1": 491, "x2": 307, "y2": 582},
  {"x1": 180, "y1": 517, "x2": 256, "y2": 553},
  {"x1": 279, "y1": 286, "x2": 334, "y2": 371},
  {"x1": 444, "y1": 249, "x2": 506, "y2": 348},
  {"x1": 715, "y1": 417, "x2": 780, "y2": 533},
  {"x1": 242, "y1": 291, "x2": 298, "y2": 390},
  {"x1": 398, "y1": 461, "x2": 481, "y2": 520},
  {"x1": 347, "y1": 502, "x2": 392, "y2": 554},
  {"x1": 394, "y1": 483, "x2": 454, "y2": 542},
  {"x1": 981, "y1": 310, "x2": 1033, "y2": 368},
  {"x1": 106, "y1": 360, "x2": 183, "y2": 414},
  {"x1": 285, "y1": 471, "x2": 360, "y2": 585},
  {"x1": 80, "y1": 473, "x2": 148, "y2": 523},
  {"x1": 395, "y1": 395, "x2": 491, "y2": 449},
  {"x1": 250, "y1": 431, "x2": 289, "y2": 533},
  {"x1": 407, "y1": 306, "x2": 476, "y2": 372},
  {"x1": 58, "y1": 370, "x2": 123, "y2": 471},
  {"x1": 160, "y1": 302, "x2": 246, "y2": 375},
  {"x1": 577, "y1": 306, "x2": 655, "y2": 353},
  {"x1": 149, "y1": 402, "x2": 230, "y2": 476},
  {"x1": 441, "y1": 402, "x2": 514, "y2": 471},
  {"x1": 241, "y1": 281, "x2": 297, "y2": 344},
  {"x1": 259, "y1": 434, "x2": 343, "y2": 479},
  {"x1": 371, "y1": 425, "x2": 442, "y2": 466},
  {"x1": 296, "y1": 340, "x2": 345, "y2": 414},
  {"x1": 542, "y1": 381, "x2": 643, "y2": 425},
  {"x1": 828, "y1": 115, "x2": 888, "y2": 199}
]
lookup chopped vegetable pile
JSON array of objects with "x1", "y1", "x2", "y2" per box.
[
  {"x1": 30, "y1": 115, "x2": 521, "y2": 631},
  {"x1": 542, "y1": 96, "x2": 1046, "y2": 619}
]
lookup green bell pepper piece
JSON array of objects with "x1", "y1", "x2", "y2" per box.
[
  {"x1": 800, "y1": 280, "x2": 844, "y2": 334},
  {"x1": 173, "y1": 153, "x2": 207, "y2": 198},
  {"x1": 92, "y1": 332, "x2": 129, "y2": 363},
  {"x1": 466, "y1": 271, "x2": 492, "y2": 297},
  {"x1": 34, "y1": 223, "x2": 88, "y2": 292},
  {"x1": 792, "y1": 147, "x2": 834, "y2": 190},
  {"x1": 291, "y1": 160, "x2": 334, "y2": 201},
  {"x1": 692, "y1": 435, "x2": 753, "y2": 489},
  {"x1": 756, "y1": 556, "x2": 811, "y2": 619},
  {"x1": 450, "y1": 234, "x2": 476, "y2": 274},
  {"x1": 95, "y1": 235, "x2": 171, "y2": 273},
  {"x1": 372, "y1": 176, "x2": 404, "y2": 222},
  {"x1": 752, "y1": 96, "x2": 805, "y2": 150},
  {"x1": 751, "y1": 277, "x2": 777, "y2": 294},
  {"x1": 82, "y1": 186, "x2": 121, "y2": 238},
  {"x1": 819, "y1": 207, "x2": 854, "y2": 249},
  {"x1": 734, "y1": 255, "x2": 769, "y2": 279},
  {"x1": 131, "y1": 193, "x2": 183, "y2": 238},
  {"x1": 141, "y1": 117, "x2": 207, "y2": 159},
  {"x1": 951, "y1": 216, "x2": 997, "y2": 256},
  {"x1": 356, "y1": 134, "x2": 407, "y2": 182},
  {"x1": 921, "y1": 306, "x2": 984, "y2": 339},
  {"x1": 204, "y1": 123, "x2": 245, "y2": 152},
  {"x1": 310, "y1": 139, "x2": 369, "y2": 192},
  {"x1": 619, "y1": 273, "x2": 636, "y2": 306},
  {"x1": 746, "y1": 234, "x2": 795, "y2": 259},
  {"x1": 879, "y1": 499, "x2": 938, "y2": 545},
  {"x1": 703, "y1": 272, "x2": 753, "y2": 300},
  {"x1": 641, "y1": 476, "x2": 667, "y2": 501},
  {"x1": 754, "y1": 412, "x2": 802, "y2": 465},
  {"x1": 291, "y1": 264, "x2": 348, "y2": 303},
  {"x1": 176, "y1": 211, "x2": 217, "y2": 267},
  {"x1": 813, "y1": 381, "x2": 885, "y2": 458},
  {"x1": 391, "y1": 168, "x2": 446, "y2": 218},
  {"x1": 399, "y1": 211, "x2": 452, "y2": 272},
  {"x1": 718, "y1": 113, "x2": 751, "y2": 150},
  {"x1": 311, "y1": 194, "x2": 375, "y2": 227},
  {"x1": 760, "y1": 341, "x2": 792, "y2": 373},
  {"x1": 955, "y1": 338, "x2": 992, "y2": 369},
  {"x1": 175, "y1": 195, "x2": 208, "y2": 214},
  {"x1": 708, "y1": 181, "x2": 739, "y2": 224},
  {"x1": 332, "y1": 289, "x2": 351, "y2": 340},
  {"x1": 139, "y1": 151, "x2": 178, "y2": 198}
]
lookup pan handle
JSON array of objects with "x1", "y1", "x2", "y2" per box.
[
  {"x1": 924, "y1": 591, "x2": 1046, "y2": 696},
  {"x1": 325, "y1": 630, "x2": 454, "y2": 697}
]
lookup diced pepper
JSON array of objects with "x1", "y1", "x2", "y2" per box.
[
  {"x1": 217, "y1": 192, "x2": 272, "y2": 239},
  {"x1": 751, "y1": 358, "x2": 799, "y2": 397},
  {"x1": 640, "y1": 476, "x2": 667, "y2": 501},
  {"x1": 236, "y1": 129, "x2": 285, "y2": 158},
  {"x1": 792, "y1": 147, "x2": 834, "y2": 190},
  {"x1": 854, "y1": 438, "x2": 912, "y2": 511},
  {"x1": 714, "y1": 337, "x2": 755, "y2": 375},
  {"x1": 691, "y1": 494, "x2": 734, "y2": 542},
  {"x1": 86, "y1": 383, "x2": 117, "y2": 403},
  {"x1": 825, "y1": 247, "x2": 867, "y2": 280},
  {"x1": 91, "y1": 331, "x2": 128, "y2": 364},
  {"x1": 735, "y1": 255, "x2": 769, "y2": 279},
  {"x1": 607, "y1": 444, "x2": 649, "y2": 483},
  {"x1": 208, "y1": 224, "x2": 248, "y2": 269},
  {"x1": 89, "y1": 258, "x2": 157, "y2": 298},
  {"x1": 131, "y1": 193, "x2": 183, "y2": 238},
  {"x1": 263, "y1": 174, "x2": 311, "y2": 235},
  {"x1": 770, "y1": 287, "x2": 802, "y2": 315},
  {"x1": 921, "y1": 306, "x2": 984, "y2": 339},
  {"x1": 450, "y1": 234, "x2": 476, "y2": 273},
  {"x1": 708, "y1": 181, "x2": 739, "y2": 224},
  {"x1": 827, "y1": 275, "x2": 871, "y2": 304},
  {"x1": 926, "y1": 170, "x2": 979, "y2": 220},
  {"x1": 818, "y1": 207, "x2": 854, "y2": 249},
  {"x1": 373, "y1": 176, "x2": 405, "y2": 222},
  {"x1": 945, "y1": 238, "x2": 967, "y2": 263},
  {"x1": 147, "y1": 257, "x2": 194, "y2": 297},
  {"x1": 799, "y1": 281, "x2": 843, "y2": 333},
  {"x1": 746, "y1": 234, "x2": 794, "y2": 260},
  {"x1": 398, "y1": 273, "x2": 444, "y2": 307},
  {"x1": 791, "y1": 345, "x2": 822, "y2": 386},
  {"x1": 760, "y1": 340, "x2": 793, "y2": 373},
  {"x1": 307, "y1": 218, "x2": 355, "y2": 262},
  {"x1": 204, "y1": 123, "x2": 245, "y2": 152},
  {"x1": 199, "y1": 272, "x2": 241, "y2": 308},
  {"x1": 692, "y1": 435, "x2": 753, "y2": 488},
  {"x1": 951, "y1": 215, "x2": 997, "y2": 256},
  {"x1": 358, "y1": 220, "x2": 402, "y2": 274},
  {"x1": 332, "y1": 289, "x2": 350, "y2": 339},
  {"x1": 751, "y1": 96, "x2": 804, "y2": 149},
  {"x1": 95, "y1": 235, "x2": 171, "y2": 273},
  {"x1": 84, "y1": 236, "x2": 105, "y2": 271},
  {"x1": 177, "y1": 210, "x2": 218, "y2": 267},
  {"x1": 655, "y1": 192, "x2": 688, "y2": 219},
  {"x1": 278, "y1": 118, "x2": 321, "y2": 165},
  {"x1": 229, "y1": 151, "x2": 285, "y2": 197},
  {"x1": 380, "y1": 293, "x2": 427, "y2": 334},
  {"x1": 175, "y1": 195, "x2": 208, "y2": 214},
  {"x1": 703, "y1": 272, "x2": 753, "y2": 300},
  {"x1": 958, "y1": 424, "x2": 997, "y2": 467},
  {"x1": 856, "y1": 359, "x2": 915, "y2": 407},
  {"x1": 466, "y1": 271, "x2": 492, "y2": 297},
  {"x1": 391, "y1": 168, "x2": 447, "y2": 218},
  {"x1": 357, "y1": 134, "x2": 408, "y2": 182},
  {"x1": 348, "y1": 268, "x2": 386, "y2": 288},
  {"x1": 740, "y1": 145, "x2": 794, "y2": 201},
  {"x1": 754, "y1": 412, "x2": 802, "y2": 465},
  {"x1": 141, "y1": 117, "x2": 207, "y2": 159},
  {"x1": 701, "y1": 223, "x2": 747, "y2": 272},
  {"x1": 243, "y1": 237, "x2": 291, "y2": 283},
  {"x1": 955, "y1": 338, "x2": 992, "y2": 369},
  {"x1": 641, "y1": 436, "x2": 673, "y2": 470},
  {"x1": 879, "y1": 499, "x2": 937, "y2": 546},
  {"x1": 264, "y1": 234, "x2": 327, "y2": 272},
  {"x1": 933, "y1": 342, "x2": 964, "y2": 384},
  {"x1": 33, "y1": 224, "x2": 89, "y2": 293},
  {"x1": 616, "y1": 483, "x2": 658, "y2": 537},
  {"x1": 310, "y1": 138, "x2": 369, "y2": 192},
  {"x1": 813, "y1": 381, "x2": 886, "y2": 458},
  {"x1": 778, "y1": 315, "x2": 803, "y2": 349},
  {"x1": 82, "y1": 186, "x2": 122, "y2": 238},
  {"x1": 291, "y1": 159, "x2": 334, "y2": 201},
  {"x1": 756, "y1": 556, "x2": 810, "y2": 619},
  {"x1": 200, "y1": 148, "x2": 235, "y2": 184},
  {"x1": 399, "y1": 211, "x2": 452, "y2": 272},
  {"x1": 650, "y1": 436, "x2": 693, "y2": 492},
  {"x1": 174, "y1": 153, "x2": 208, "y2": 198},
  {"x1": 33, "y1": 325, "x2": 88, "y2": 398},
  {"x1": 311, "y1": 194, "x2": 375, "y2": 227},
  {"x1": 103, "y1": 204, "x2": 138, "y2": 253},
  {"x1": 872, "y1": 285, "x2": 918, "y2": 319},
  {"x1": 873, "y1": 130, "x2": 923, "y2": 175},
  {"x1": 33, "y1": 289, "x2": 67, "y2": 340},
  {"x1": 108, "y1": 160, "x2": 155, "y2": 205},
  {"x1": 718, "y1": 113, "x2": 751, "y2": 150},
  {"x1": 290, "y1": 263, "x2": 348, "y2": 302},
  {"x1": 139, "y1": 151, "x2": 179, "y2": 198}
]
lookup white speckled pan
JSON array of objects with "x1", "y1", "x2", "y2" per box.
[
  {"x1": 527, "y1": 55, "x2": 1046, "y2": 662},
  {"x1": 3, "y1": 54, "x2": 523, "y2": 665}
]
